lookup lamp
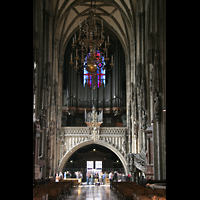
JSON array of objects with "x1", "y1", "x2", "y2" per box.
[{"x1": 69, "y1": 0, "x2": 113, "y2": 73}]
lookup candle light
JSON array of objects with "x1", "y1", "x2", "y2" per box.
[
  {"x1": 111, "y1": 55, "x2": 113, "y2": 63},
  {"x1": 70, "y1": 53, "x2": 72, "y2": 62}
]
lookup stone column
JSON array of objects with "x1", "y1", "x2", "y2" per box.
[
  {"x1": 153, "y1": 94, "x2": 161, "y2": 180},
  {"x1": 57, "y1": 60, "x2": 64, "y2": 129},
  {"x1": 34, "y1": 128, "x2": 41, "y2": 179},
  {"x1": 126, "y1": 60, "x2": 131, "y2": 153}
]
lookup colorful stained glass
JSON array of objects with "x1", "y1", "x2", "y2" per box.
[{"x1": 83, "y1": 50, "x2": 106, "y2": 88}]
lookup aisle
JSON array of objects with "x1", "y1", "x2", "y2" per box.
[{"x1": 67, "y1": 184, "x2": 118, "y2": 200}]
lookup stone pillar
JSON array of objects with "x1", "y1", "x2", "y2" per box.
[
  {"x1": 57, "y1": 60, "x2": 64, "y2": 129},
  {"x1": 153, "y1": 94, "x2": 161, "y2": 180},
  {"x1": 34, "y1": 128, "x2": 42, "y2": 179},
  {"x1": 142, "y1": 111, "x2": 147, "y2": 150},
  {"x1": 138, "y1": 108, "x2": 142, "y2": 152},
  {"x1": 126, "y1": 60, "x2": 131, "y2": 153}
]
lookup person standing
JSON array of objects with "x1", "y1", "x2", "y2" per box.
[
  {"x1": 79, "y1": 171, "x2": 83, "y2": 185},
  {"x1": 113, "y1": 171, "x2": 118, "y2": 182},
  {"x1": 91, "y1": 172, "x2": 93, "y2": 185},
  {"x1": 102, "y1": 172, "x2": 106, "y2": 185},
  {"x1": 55, "y1": 173, "x2": 60, "y2": 182},
  {"x1": 109, "y1": 171, "x2": 113, "y2": 189},
  {"x1": 64, "y1": 172, "x2": 66, "y2": 179},
  {"x1": 86, "y1": 172, "x2": 90, "y2": 185},
  {"x1": 59, "y1": 172, "x2": 63, "y2": 180},
  {"x1": 99, "y1": 172, "x2": 102, "y2": 185}
]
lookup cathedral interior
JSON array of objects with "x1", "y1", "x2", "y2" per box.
[{"x1": 33, "y1": 0, "x2": 166, "y2": 183}]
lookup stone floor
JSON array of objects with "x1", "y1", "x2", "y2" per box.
[{"x1": 67, "y1": 184, "x2": 118, "y2": 200}]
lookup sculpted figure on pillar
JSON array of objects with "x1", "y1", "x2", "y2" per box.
[{"x1": 154, "y1": 93, "x2": 161, "y2": 121}]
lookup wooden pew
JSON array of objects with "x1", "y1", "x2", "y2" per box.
[
  {"x1": 132, "y1": 188, "x2": 156, "y2": 200},
  {"x1": 60, "y1": 178, "x2": 79, "y2": 187},
  {"x1": 151, "y1": 196, "x2": 166, "y2": 200},
  {"x1": 155, "y1": 189, "x2": 166, "y2": 197},
  {"x1": 47, "y1": 181, "x2": 72, "y2": 196},
  {"x1": 132, "y1": 194, "x2": 151, "y2": 200},
  {"x1": 33, "y1": 178, "x2": 79, "y2": 200},
  {"x1": 33, "y1": 196, "x2": 46, "y2": 200},
  {"x1": 121, "y1": 188, "x2": 135, "y2": 200},
  {"x1": 144, "y1": 188, "x2": 156, "y2": 198},
  {"x1": 48, "y1": 186, "x2": 62, "y2": 200},
  {"x1": 33, "y1": 184, "x2": 62, "y2": 200},
  {"x1": 120, "y1": 185, "x2": 141, "y2": 200},
  {"x1": 33, "y1": 187, "x2": 48, "y2": 200},
  {"x1": 114, "y1": 182, "x2": 143, "y2": 200},
  {"x1": 132, "y1": 187, "x2": 166, "y2": 200}
]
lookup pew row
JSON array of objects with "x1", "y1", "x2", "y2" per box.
[
  {"x1": 33, "y1": 179, "x2": 78, "y2": 200},
  {"x1": 111, "y1": 181, "x2": 166, "y2": 200}
]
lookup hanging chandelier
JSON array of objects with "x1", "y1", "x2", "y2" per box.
[{"x1": 69, "y1": 1, "x2": 114, "y2": 74}]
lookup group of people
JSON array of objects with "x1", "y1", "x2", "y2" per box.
[
  {"x1": 108, "y1": 171, "x2": 131, "y2": 188},
  {"x1": 86, "y1": 171, "x2": 107, "y2": 185},
  {"x1": 108, "y1": 171, "x2": 118, "y2": 189},
  {"x1": 54, "y1": 172, "x2": 63, "y2": 182},
  {"x1": 54, "y1": 170, "x2": 128, "y2": 187},
  {"x1": 54, "y1": 171, "x2": 73, "y2": 182},
  {"x1": 86, "y1": 171, "x2": 124, "y2": 187}
]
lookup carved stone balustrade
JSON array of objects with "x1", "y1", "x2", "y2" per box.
[
  {"x1": 60, "y1": 127, "x2": 127, "y2": 157},
  {"x1": 58, "y1": 127, "x2": 128, "y2": 173}
]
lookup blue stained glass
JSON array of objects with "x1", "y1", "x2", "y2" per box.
[{"x1": 83, "y1": 50, "x2": 106, "y2": 88}]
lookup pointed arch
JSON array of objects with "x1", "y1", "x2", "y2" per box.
[{"x1": 58, "y1": 139, "x2": 128, "y2": 175}]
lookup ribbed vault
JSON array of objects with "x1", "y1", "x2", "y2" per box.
[{"x1": 52, "y1": 0, "x2": 136, "y2": 60}]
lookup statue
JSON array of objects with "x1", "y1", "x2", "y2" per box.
[
  {"x1": 154, "y1": 94, "x2": 161, "y2": 121},
  {"x1": 123, "y1": 140, "x2": 127, "y2": 153},
  {"x1": 85, "y1": 106, "x2": 103, "y2": 141}
]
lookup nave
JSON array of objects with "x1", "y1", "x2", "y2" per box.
[{"x1": 67, "y1": 185, "x2": 118, "y2": 200}]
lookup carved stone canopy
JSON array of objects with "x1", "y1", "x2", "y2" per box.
[{"x1": 145, "y1": 124, "x2": 153, "y2": 133}]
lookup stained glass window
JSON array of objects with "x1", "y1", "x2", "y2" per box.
[{"x1": 83, "y1": 50, "x2": 106, "y2": 88}]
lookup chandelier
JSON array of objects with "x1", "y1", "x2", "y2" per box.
[{"x1": 69, "y1": 1, "x2": 114, "y2": 74}]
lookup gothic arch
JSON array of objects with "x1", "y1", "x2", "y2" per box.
[{"x1": 58, "y1": 139, "x2": 128, "y2": 175}]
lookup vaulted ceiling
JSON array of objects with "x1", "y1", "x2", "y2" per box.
[{"x1": 52, "y1": 0, "x2": 137, "y2": 59}]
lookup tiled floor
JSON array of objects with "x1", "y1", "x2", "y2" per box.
[{"x1": 67, "y1": 184, "x2": 118, "y2": 200}]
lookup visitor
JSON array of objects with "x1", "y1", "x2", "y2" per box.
[
  {"x1": 121, "y1": 173, "x2": 125, "y2": 182},
  {"x1": 126, "y1": 173, "x2": 131, "y2": 182},
  {"x1": 99, "y1": 172, "x2": 102, "y2": 185},
  {"x1": 75, "y1": 171, "x2": 79, "y2": 179},
  {"x1": 109, "y1": 171, "x2": 113, "y2": 189},
  {"x1": 66, "y1": 171, "x2": 71, "y2": 178},
  {"x1": 102, "y1": 172, "x2": 106, "y2": 185},
  {"x1": 55, "y1": 173, "x2": 60, "y2": 182},
  {"x1": 113, "y1": 171, "x2": 118, "y2": 182},
  {"x1": 59, "y1": 172, "x2": 63, "y2": 180},
  {"x1": 91, "y1": 172, "x2": 94, "y2": 185},
  {"x1": 64, "y1": 172, "x2": 66, "y2": 179},
  {"x1": 86, "y1": 172, "x2": 90, "y2": 185},
  {"x1": 79, "y1": 171, "x2": 83, "y2": 185}
]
